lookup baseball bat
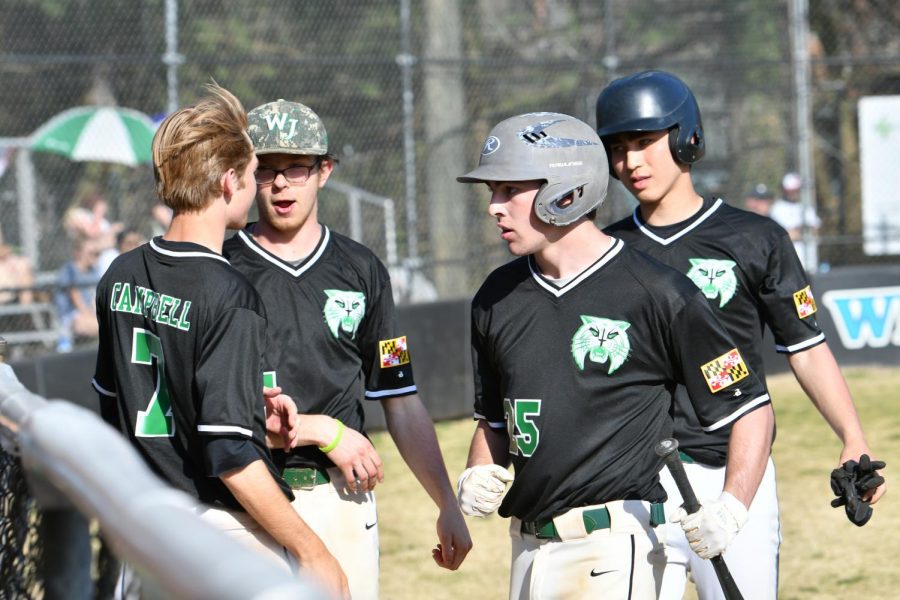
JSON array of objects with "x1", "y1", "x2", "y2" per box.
[{"x1": 655, "y1": 438, "x2": 744, "y2": 600}]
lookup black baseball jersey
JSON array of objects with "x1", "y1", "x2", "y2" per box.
[
  {"x1": 472, "y1": 238, "x2": 770, "y2": 523},
  {"x1": 223, "y1": 225, "x2": 416, "y2": 472},
  {"x1": 605, "y1": 197, "x2": 824, "y2": 466},
  {"x1": 92, "y1": 237, "x2": 292, "y2": 510}
]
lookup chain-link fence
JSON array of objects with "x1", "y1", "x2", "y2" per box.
[{"x1": 1, "y1": 0, "x2": 899, "y2": 358}]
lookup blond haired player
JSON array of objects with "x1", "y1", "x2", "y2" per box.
[{"x1": 92, "y1": 84, "x2": 348, "y2": 599}]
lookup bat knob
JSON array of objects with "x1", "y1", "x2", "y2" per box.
[{"x1": 655, "y1": 438, "x2": 679, "y2": 458}]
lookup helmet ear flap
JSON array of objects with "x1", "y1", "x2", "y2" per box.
[{"x1": 667, "y1": 124, "x2": 705, "y2": 165}]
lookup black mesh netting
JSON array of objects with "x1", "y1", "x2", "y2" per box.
[{"x1": 0, "y1": 446, "x2": 44, "y2": 600}]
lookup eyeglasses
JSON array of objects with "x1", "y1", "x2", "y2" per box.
[{"x1": 254, "y1": 160, "x2": 321, "y2": 185}]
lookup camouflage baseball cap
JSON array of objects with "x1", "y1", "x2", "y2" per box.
[{"x1": 247, "y1": 99, "x2": 328, "y2": 156}]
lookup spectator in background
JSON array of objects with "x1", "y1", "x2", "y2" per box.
[
  {"x1": 54, "y1": 237, "x2": 102, "y2": 351},
  {"x1": 0, "y1": 242, "x2": 34, "y2": 306},
  {"x1": 63, "y1": 191, "x2": 124, "y2": 253},
  {"x1": 150, "y1": 201, "x2": 174, "y2": 237},
  {"x1": 97, "y1": 227, "x2": 147, "y2": 274},
  {"x1": 770, "y1": 172, "x2": 821, "y2": 271},
  {"x1": 744, "y1": 183, "x2": 773, "y2": 217},
  {"x1": 0, "y1": 242, "x2": 36, "y2": 340}
]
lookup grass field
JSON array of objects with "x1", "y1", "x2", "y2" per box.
[{"x1": 371, "y1": 367, "x2": 899, "y2": 599}]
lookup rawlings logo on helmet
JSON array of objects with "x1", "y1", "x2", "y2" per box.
[{"x1": 481, "y1": 136, "x2": 501, "y2": 155}]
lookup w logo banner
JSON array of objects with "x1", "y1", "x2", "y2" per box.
[{"x1": 822, "y1": 287, "x2": 900, "y2": 349}]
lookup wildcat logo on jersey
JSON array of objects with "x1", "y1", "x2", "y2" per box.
[
  {"x1": 379, "y1": 336, "x2": 410, "y2": 368},
  {"x1": 570, "y1": 315, "x2": 631, "y2": 374},
  {"x1": 701, "y1": 348, "x2": 749, "y2": 393},
  {"x1": 323, "y1": 289, "x2": 366, "y2": 339},
  {"x1": 685, "y1": 258, "x2": 738, "y2": 308},
  {"x1": 793, "y1": 285, "x2": 818, "y2": 318}
]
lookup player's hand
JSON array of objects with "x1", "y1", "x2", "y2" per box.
[
  {"x1": 298, "y1": 547, "x2": 350, "y2": 600},
  {"x1": 431, "y1": 504, "x2": 473, "y2": 570},
  {"x1": 457, "y1": 464, "x2": 514, "y2": 517},
  {"x1": 321, "y1": 419, "x2": 384, "y2": 493},
  {"x1": 263, "y1": 386, "x2": 299, "y2": 452},
  {"x1": 672, "y1": 491, "x2": 748, "y2": 559},
  {"x1": 840, "y1": 445, "x2": 887, "y2": 504}
]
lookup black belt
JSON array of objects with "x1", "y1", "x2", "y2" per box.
[
  {"x1": 521, "y1": 502, "x2": 666, "y2": 540},
  {"x1": 282, "y1": 467, "x2": 330, "y2": 490}
]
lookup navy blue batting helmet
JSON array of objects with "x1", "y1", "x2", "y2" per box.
[{"x1": 595, "y1": 70, "x2": 705, "y2": 169}]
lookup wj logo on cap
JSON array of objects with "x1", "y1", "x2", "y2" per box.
[{"x1": 264, "y1": 112, "x2": 301, "y2": 137}]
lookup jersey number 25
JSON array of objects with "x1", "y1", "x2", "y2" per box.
[{"x1": 504, "y1": 398, "x2": 541, "y2": 457}]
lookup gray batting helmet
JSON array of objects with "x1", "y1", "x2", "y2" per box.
[
  {"x1": 457, "y1": 112, "x2": 609, "y2": 226},
  {"x1": 247, "y1": 99, "x2": 328, "y2": 155},
  {"x1": 595, "y1": 70, "x2": 705, "y2": 168}
]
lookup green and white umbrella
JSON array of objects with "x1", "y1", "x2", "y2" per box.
[{"x1": 30, "y1": 106, "x2": 157, "y2": 166}]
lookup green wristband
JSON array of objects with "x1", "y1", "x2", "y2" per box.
[{"x1": 319, "y1": 419, "x2": 345, "y2": 453}]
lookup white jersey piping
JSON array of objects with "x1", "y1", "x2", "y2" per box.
[
  {"x1": 701, "y1": 393, "x2": 771, "y2": 432},
  {"x1": 149, "y1": 238, "x2": 230, "y2": 264},
  {"x1": 633, "y1": 198, "x2": 724, "y2": 246},
  {"x1": 236, "y1": 226, "x2": 331, "y2": 277},
  {"x1": 528, "y1": 237, "x2": 624, "y2": 298}
]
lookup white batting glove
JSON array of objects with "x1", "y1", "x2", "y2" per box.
[
  {"x1": 456, "y1": 464, "x2": 514, "y2": 517},
  {"x1": 671, "y1": 491, "x2": 748, "y2": 559}
]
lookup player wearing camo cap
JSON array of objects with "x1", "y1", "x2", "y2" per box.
[
  {"x1": 455, "y1": 111, "x2": 774, "y2": 599},
  {"x1": 598, "y1": 70, "x2": 886, "y2": 599},
  {"x1": 224, "y1": 99, "x2": 471, "y2": 600}
]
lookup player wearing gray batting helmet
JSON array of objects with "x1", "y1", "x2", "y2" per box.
[
  {"x1": 456, "y1": 109, "x2": 773, "y2": 600},
  {"x1": 458, "y1": 112, "x2": 608, "y2": 226}
]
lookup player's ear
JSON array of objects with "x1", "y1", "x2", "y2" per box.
[
  {"x1": 317, "y1": 158, "x2": 334, "y2": 189},
  {"x1": 221, "y1": 168, "x2": 237, "y2": 200}
]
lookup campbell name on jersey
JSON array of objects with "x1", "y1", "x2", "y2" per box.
[
  {"x1": 605, "y1": 197, "x2": 824, "y2": 466},
  {"x1": 471, "y1": 238, "x2": 770, "y2": 523},
  {"x1": 92, "y1": 238, "x2": 291, "y2": 510},
  {"x1": 224, "y1": 224, "x2": 416, "y2": 472}
]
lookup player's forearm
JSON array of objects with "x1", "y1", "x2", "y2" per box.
[
  {"x1": 723, "y1": 403, "x2": 774, "y2": 508},
  {"x1": 220, "y1": 459, "x2": 330, "y2": 562},
  {"x1": 291, "y1": 413, "x2": 338, "y2": 448},
  {"x1": 788, "y1": 344, "x2": 868, "y2": 448},
  {"x1": 383, "y1": 395, "x2": 457, "y2": 509},
  {"x1": 466, "y1": 419, "x2": 511, "y2": 469}
]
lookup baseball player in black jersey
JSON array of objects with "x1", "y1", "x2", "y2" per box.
[
  {"x1": 455, "y1": 112, "x2": 774, "y2": 599},
  {"x1": 223, "y1": 99, "x2": 471, "y2": 600},
  {"x1": 597, "y1": 70, "x2": 886, "y2": 599},
  {"x1": 92, "y1": 84, "x2": 348, "y2": 599}
]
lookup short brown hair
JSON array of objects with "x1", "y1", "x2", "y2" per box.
[{"x1": 152, "y1": 82, "x2": 253, "y2": 212}]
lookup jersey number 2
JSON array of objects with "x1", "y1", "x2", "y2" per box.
[
  {"x1": 132, "y1": 328, "x2": 175, "y2": 437},
  {"x1": 504, "y1": 398, "x2": 541, "y2": 457}
]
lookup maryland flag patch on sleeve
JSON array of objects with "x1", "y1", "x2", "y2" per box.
[
  {"x1": 701, "y1": 348, "x2": 749, "y2": 393},
  {"x1": 379, "y1": 336, "x2": 410, "y2": 368},
  {"x1": 793, "y1": 285, "x2": 818, "y2": 319}
]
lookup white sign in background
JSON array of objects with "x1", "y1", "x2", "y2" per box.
[{"x1": 858, "y1": 95, "x2": 900, "y2": 255}]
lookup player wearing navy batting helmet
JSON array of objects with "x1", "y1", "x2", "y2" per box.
[{"x1": 599, "y1": 69, "x2": 886, "y2": 600}]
